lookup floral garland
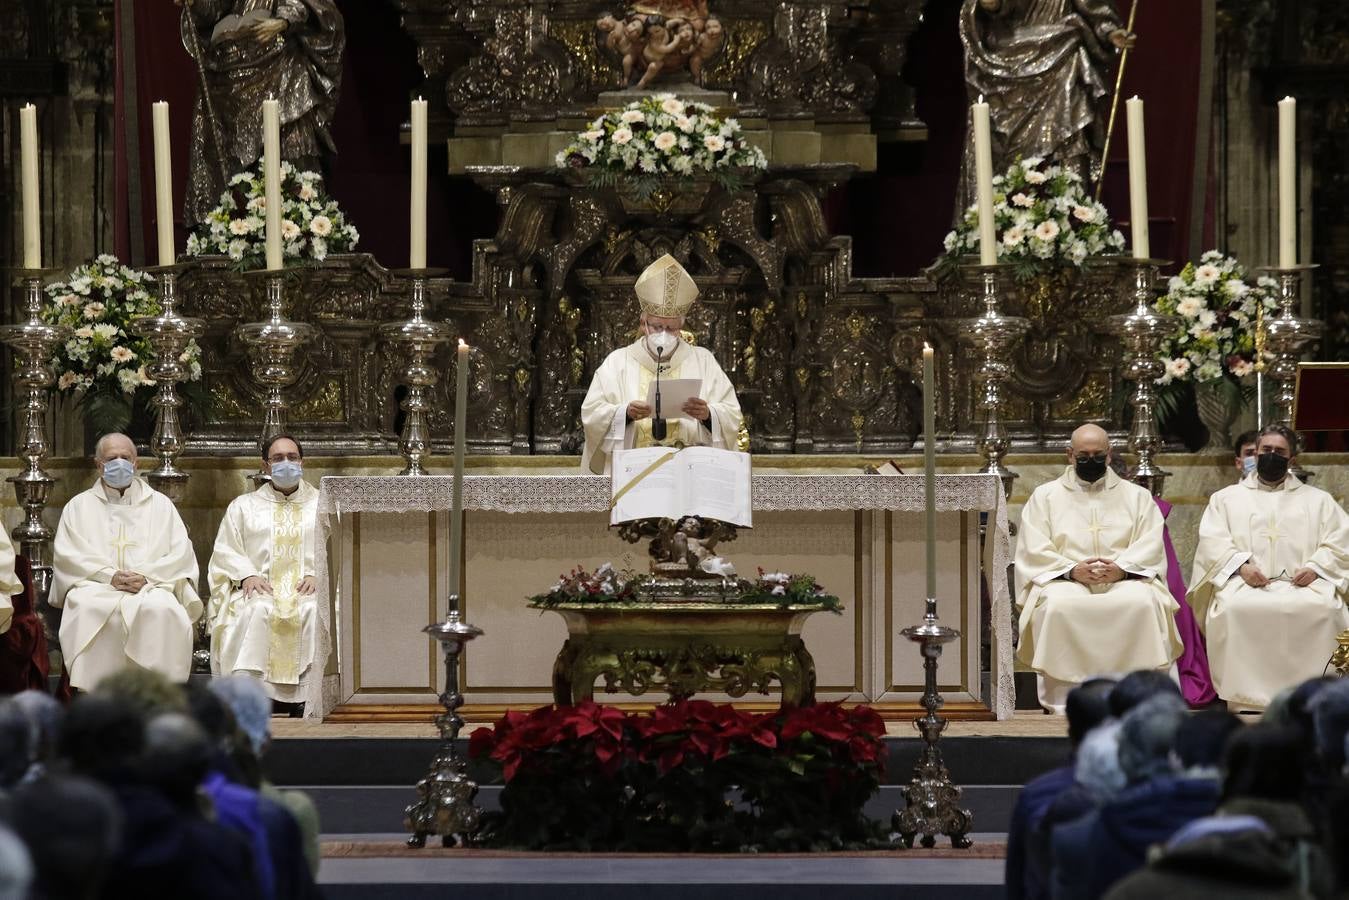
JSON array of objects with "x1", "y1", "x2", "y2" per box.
[
  {"x1": 940, "y1": 156, "x2": 1125, "y2": 281},
  {"x1": 1153, "y1": 250, "x2": 1278, "y2": 386},
  {"x1": 529, "y1": 563, "x2": 842, "y2": 611},
  {"x1": 469, "y1": 700, "x2": 888, "y2": 851},
  {"x1": 555, "y1": 94, "x2": 767, "y2": 193},
  {"x1": 185, "y1": 161, "x2": 359, "y2": 269},
  {"x1": 41, "y1": 255, "x2": 203, "y2": 434}
]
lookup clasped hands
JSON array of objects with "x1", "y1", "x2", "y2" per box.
[
  {"x1": 1239, "y1": 563, "x2": 1318, "y2": 588},
  {"x1": 111, "y1": 571, "x2": 147, "y2": 593},
  {"x1": 626, "y1": 398, "x2": 711, "y2": 422},
  {"x1": 1069, "y1": 558, "x2": 1125, "y2": 585},
  {"x1": 242, "y1": 574, "x2": 317, "y2": 597}
]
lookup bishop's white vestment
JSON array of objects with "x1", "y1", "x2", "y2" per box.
[
  {"x1": 1015, "y1": 467, "x2": 1182, "y2": 695},
  {"x1": 1188, "y1": 474, "x2": 1349, "y2": 708},
  {"x1": 580, "y1": 337, "x2": 742, "y2": 475},
  {"x1": 208, "y1": 481, "x2": 320, "y2": 703},
  {"x1": 0, "y1": 528, "x2": 23, "y2": 635},
  {"x1": 51, "y1": 478, "x2": 202, "y2": 690}
]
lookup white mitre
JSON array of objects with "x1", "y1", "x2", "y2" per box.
[{"x1": 634, "y1": 254, "x2": 699, "y2": 318}]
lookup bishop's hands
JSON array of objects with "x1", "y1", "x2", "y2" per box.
[
  {"x1": 112, "y1": 571, "x2": 147, "y2": 593},
  {"x1": 1070, "y1": 558, "x2": 1125, "y2": 585},
  {"x1": 626, "y1": 401, "x2": 653, "y2": 422},
  {"x1": 682, "y1": 398, "x2": 710, "y2": 422},
  {"x1": 297, "y1": 575, "x2": 317, "y2": 596},
  {"x1": 243, "y1": 574, "x2": 317, "y2": 597}
]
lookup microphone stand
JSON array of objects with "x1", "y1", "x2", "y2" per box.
[{"x1": 651, "y1": 344, "x2": 668, "y2": 441}]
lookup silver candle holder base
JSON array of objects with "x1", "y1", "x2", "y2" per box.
[
  {"x1": 406, "y1": 599, "x2": 485, "y2": 848},
  {"x1": 380, "y1": 269, "x2": 452, "y2": 476},
  {"x1": 1104, "y1": 259, "x2": 1175, "y2": 498},
  {"x1": 956, "y1": 265, "x2": 1029, "y2": 500},
  {"x1": 892, "y1": 599, "x2": 972, "y2": 849},
  {"x1": 133, "y1": 265, "x2": 205, "y2": 504},
  {"x1": 235, "y1": 272, "x2": 316, "y2": 483},
  {"x1": 2, "y1": 268, "x2": 69, "y2": 603},
  {"x1": 1257, "y1": 264, "x2": 1322, "y2": 482}
]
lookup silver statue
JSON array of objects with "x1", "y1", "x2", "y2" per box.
[
  {"x1": 957, "y1": 0, "x2": 1133, "y2": 215},
  {"x1": 177, "y1": 0, "x2": 345, "y2": 226}
]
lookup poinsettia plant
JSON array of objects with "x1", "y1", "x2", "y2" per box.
[{"x1": 468, "y1": 700, "x2": 888, "y2": 851}]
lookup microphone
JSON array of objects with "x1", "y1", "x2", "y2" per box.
[{"x1": 651, "y1": 343, "x2": 667, "y2": 441}]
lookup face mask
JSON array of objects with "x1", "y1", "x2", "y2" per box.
[
  {"x1": 647, "y1": 331, "x2": 677, "y2": 357},
  {"x1": 1242, "y1": 455, "x2": 1257, "y2": 477},
  {"x1": 1074, "y1": 455, "x2": 1108, "y2": 483},
  {"x1": 270, "y1": 460, "x2": 303, "y2": 489},
  {"x1": 1256, "y1": 451, "x2": 1289, "y2": 482},
  {"x1": 102, "y1": 458, "x2": 135, "y2": 490}
]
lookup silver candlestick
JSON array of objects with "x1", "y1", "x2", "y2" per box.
[
  {"x1": 235, "y1": 272, "x2": 316, "y2": 478},
  {"x1": 380, "y1": 270, "x2": 452, "y2": 475},
  {"x1": 892, "y1": 594, "x2": 973, "y2": 849},
  {"x1": 1, "y1": 269, "x2": 68, "y2": 603},
  {"x1": 132, "y1": 266, "x2": 205, "y2": 503},
  {"x1": 406, "y1": 600, "x2": 485, "y2": 848},
  {"x1": 1104, "y1": 259, "x2": 1175, "y2": 498},
  {"x1": 956, "y1": 265, "x2": 1029, "y2": 500},
  {"x1": 1259, "y1": 265, "x2": 1322, "y2": 480}
]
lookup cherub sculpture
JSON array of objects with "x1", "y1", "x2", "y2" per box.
[
  {"x1": 688, "y1": 17, "x2": 724, "y2": 85},
  {"x1": 597, "y1": 6, "x2": 727, "y2": 88}
]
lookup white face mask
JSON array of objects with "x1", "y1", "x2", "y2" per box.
[
  {"x1": 1242, "y1": 455, "x2": 1256, "y2": 476},
  {"x1": 270, "y1": 460, "x2": 303, "y2": 489},
  {"x1": 647, "y1": 330, "x2": 677, "y2": 357},
  {"x1": 102, "y1": 458, "x2": 135, "y2": 490}
]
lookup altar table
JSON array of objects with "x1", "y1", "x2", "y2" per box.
[{"x1": 306, "y1": 474, "x2": 1013, "y2": 720}]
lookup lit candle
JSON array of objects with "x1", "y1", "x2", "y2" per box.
[
  {"x1": 972, "y1": 96, "x2": 997, "y2": 266},
  {"x1": 923, "y1": 343, "x2": 936, "y2": 601},
  {"x1": 263, "y1": 98, "x2": 283, "y2": 271},
  {"x1": 410, "y1": 97, "x2": 427, "y2": 269},
  {"x1": 1278, "y1": 96, "x2": 1296, "y2": 268},
  {"x1": 1126, "y1": 96, "x2": 1150, "y2": 260},
  {"x1": 20, "y1": 103, "x2": 40, "y2": 269},
  {"x1": 448, "y1": 339, "x2": 470, "y2": 599},
  {"x1": 152, "y1": 101, "x2": 175, "y2": 266}
]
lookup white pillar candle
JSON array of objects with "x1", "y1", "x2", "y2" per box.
[
  {"x1": 410, "y1": 97, "x2": 428, "y2": 269},
  {"x1": 152, "y1": 101, "x2": 176, "y2": 266},
  {"x1": 1278, "y1": 96, "x2": 1296, "y2": 268},
  {"x1": 263, "y1": 98, "x2": 283, "y2": 271},
  {"x1": 20, "y1": 103, "x2": 40, "y2": 269},
  {"x1": 922, "y1": 343, "x2": 936, "y2": 600},
  {"x1": 449, "y1": 339, "x2": 470, "y2": 598},
  {"x1": 972, "y1": 97, "x2": 997, "y2": 266},
  {"x1": 1126, "y1": 96, "x2": 1150, "y2": 260}
]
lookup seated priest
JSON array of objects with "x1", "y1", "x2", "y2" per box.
[
  {"x1": 580, "y1": 253, "x2": 742, "y2": 475},
  {"x1": 208, "y1": 435, "x2": 320, "y2": 705},
  {"x1": 1189, "y1": 424, "x2": 1349, "y2": 710},
  {"x1": 51, "y1": 433, "x2": 203, "y2": 691},
  {"x1": 1014, "y1": 423, "x2": 1182, "y2": 713},
  {"x1": 0, "y1": 528, "x2": 50, "y2": 694},
  {"x1": 0, "y1": 526, "x2": 23, "y2": 639}
]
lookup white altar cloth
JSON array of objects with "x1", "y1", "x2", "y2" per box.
[{"x1": 307, "y1": 473, "x2": 1013, "y2": 719}]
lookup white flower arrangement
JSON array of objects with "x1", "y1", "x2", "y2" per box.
[
  {"x1": 1153, "y1": 250, "x2": 1279, "y2": 385},
  {"x1": 185, "y1": 161, "x2": 359, "y2": 270},
  {"x1": 555, "y1": 94, "x2": 766, "y2": 190},
  {"x1": 941, "y1": 156, "x2": 1126, "y2": 280},
  {"x1": 41, "y1": 255, "x2": 204, "y2": 433}
]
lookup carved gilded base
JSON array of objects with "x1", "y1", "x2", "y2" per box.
[{"x1": 542, "y1": 603, "x2": 823, "y2": 708}]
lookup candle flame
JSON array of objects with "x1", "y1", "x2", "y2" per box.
[
  {"x1": 417, "y1": 95, "x2": 424, "y2": 103},
  {"x1": 458, "y1": 339, "x2": 468, "y2": 349},
  {"x1": 977, "y1": 94, "x2": 984, "y2": 105},
  {"x1": 923, "y1": 342, "x2": 932, "y2": 352}
]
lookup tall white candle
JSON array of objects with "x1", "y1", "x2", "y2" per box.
[
  {"x1": 410, "y1": 97, "x2": 428, "y2": 269},
  {"x1": 152, "y1": 101, "x2": 176, "y2": 266},
  {"x1": 1126, "y1": 96, "x2": 1150, "y2": 260},
  {"x1": 923, "y1": 343, "x2": 936, "y2": 601},
  {"x1": 972, "y1": 97, "x2": 997, "y2": 266},
  {"x1": 20, "y1": 104, "x2": 40, "y2": 269},
  {"x1": 1278, "y1": 96, "x2": 1296, "y2": 268},
  {"x1": 263, "y1": 98, "x2": 283, "y2": 271},
  {"x1": 449, "y1": 340, "x2": 470, "y2": 599}
]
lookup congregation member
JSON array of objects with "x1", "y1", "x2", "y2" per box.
[
  {"x1": 208, "y1": 435, "x2": 320, "y2": 705},
  {"x1": 1189, "y1": 424, "x2": 1349, "y2": 709},
  {"x1": 1014, "y1": 423, "x2": 1182, "y2": 712},
  {"x1": 51, "y1": 433, "x2": 202, "y2": 691},
  {"x1": 580, "y1": 253, "x2": 742, "y2": 475}
]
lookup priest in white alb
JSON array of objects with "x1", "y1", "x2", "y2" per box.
[
  {"x1": 1189, "y1": 424, "x2": 1349, "y2": 709},
  {"x1": 581, "y1": 254, "x2": 743, "y2": 475},
  {"x1": 51, "y1": 433, "x2": 202, "y2": 690},
  {"x1": 0, "y1": 527, "x2": 22, "y2": 637},
  {"x1": 208, "y1": 435, "x2": 320, "y2": 705},
  {"x1": 1014, "y1": 423, "x2": 1182, "y2": 712}
]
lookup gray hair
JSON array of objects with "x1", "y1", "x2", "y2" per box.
[
  {"x1": 1075, "y1": 718, "x2": 1126, "y2": 801},
  {"x1": 1118, "y1": 692, "x2": 1187, "y2": 783},
  {"x1": 92, "y1": 432, "x2": 136, "y2": 461},
  {"x1": 209, "y1": 675, "x2": 273, "y2": 757}
]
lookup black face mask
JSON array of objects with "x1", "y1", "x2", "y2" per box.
[
  {"x1": 1256, "y1": 451, "x2": 1289, "y2": 482},
  {"x1": 1074, "y1": 455, "x2": 1108, "y2": 483}
]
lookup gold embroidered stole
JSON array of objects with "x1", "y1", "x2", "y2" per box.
[
  {"x1": 265, "y1": 495, "x2": 305, "y2": 684},
  {"x1": 634, "y1": 359, "x2": 684, "y2": 449}
]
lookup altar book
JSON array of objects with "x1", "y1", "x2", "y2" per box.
[{"x1": 609, "y1": 446, "x2": 752, "y2": 528}]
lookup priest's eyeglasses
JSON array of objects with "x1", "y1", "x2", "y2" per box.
[{"x1": 1072, "y1": 452, "x2": 1108, "y2": 464}]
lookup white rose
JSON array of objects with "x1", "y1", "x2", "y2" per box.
[
  {"x1": 620, "y1": 109, "x2": 645, "y2": 124},
  {"x1": 310, "y1": 215, "x2": 333, "y2": 237},
  {"x1": 611, "y1": 127, "x2": 633, "y2": 145},
  {"x1": 109, "y1": 346, "x2": 136, "y2": 363},
  {"x1": 1033, "y1": 220, "x2": 1060, "y2": 242},
  {"x1": 703, "y1": 135, "x2": 725, "y2": 152},
  {"x1": 654, "y1": 131, "x2": 678, "y2": 151}
]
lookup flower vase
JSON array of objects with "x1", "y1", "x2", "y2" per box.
[{"x1": 1195, "y1": 379, "x2": 1241, "y2": 452}]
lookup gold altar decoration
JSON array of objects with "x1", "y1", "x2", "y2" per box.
[{"x1": 1330, "y1": 629, "x2": 1349, "y2": 678}]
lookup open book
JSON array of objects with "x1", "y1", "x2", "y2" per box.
[{"x1": 610, "y1": 446, "x2": 752, "y2": 528}]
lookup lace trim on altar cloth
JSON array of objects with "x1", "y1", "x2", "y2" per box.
[{"x1": 303, "y1": 473, "x2": 1016, "y2": 721}]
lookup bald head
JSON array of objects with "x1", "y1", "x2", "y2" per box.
[
  {"x1": 93, "y1": 433, "x2": 136, "y2": 465},
  {"x1": 1067, "y1": 423, "x2": 1112, "y2": 472}
]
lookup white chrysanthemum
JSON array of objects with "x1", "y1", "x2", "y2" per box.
[
  {"x1": 1033, "y1": 220, "x2": 1060, "y2": 242},
  {"x1": 1223, "y1": 278, "x2": 1249, "y2": 297},
  {"x1": 82, "y1": 302, "x2": 105, "y2": 319},
  {"x1": 310, "y1": 215, "x2": 333, "y2": 237},
  {"x1": 704, "y1": 134, "x2": 725, "y2": 152},
  {"x1": 1193, "y1": 263, "x2": 1222, "y2": 285},
  {"x1": 1197, "y1": 309, "x2": 1218, "y2": 329},
  {"x1": 227, "y1": 239, "x2": 248, "y2": 261},
  {"x1": 312, "y1": 236, "x2": 328, "y2": 261},
  {"x1": 661, "y1": 97, "x2": 684, "y2": 115},
  {"x1": 1003, "y1": 225, "x2": 1028, "y2": 247},
  {"x1": 70, "y1": 276, "x2": 93, "y2": 293},
  {"x1": 298, "y1": 183, "x2": 318, "y2": 202},
  {"x1": 1165, "y1": 358, "x2": 1192, "y2": 379},
  {"x1": 109, "y1": 346, "x2": 136, "y2": 363},
  {"x1": 229, "y1": 218, "x2": 253, "y2": 236},
  {"x1": 57, "y1": 372, "x2": 79, "y2": 390},
  {"x1": 93, "y1": 323, "x2": 117, "y2": 340},
  {"x1": 611, "y1": 127, "x2": 633, "y2": 145},
  {"x1": 281, "y1": 220, "x2": 301, "y2": 241},
  {"x1": 1072, "y1": 205, "x2": 1096, "y2": 223},
  {"x1": 1024, "y1": 170, "x2": 1047, "y2": 185},
  {"x1": 74, "y1": 325, "x2": 95, "y2": 340},
  {"x1": 1011, "y1": 192, "x2": 1033, "y2": 208},
  {"x1": 116, "y1": 368, "x2": 140, "y2": 394},
  {"x1": 654, "y1": 131, "x2": 678, "y2": 151},
  {"x1": 620, "y1": 109, "x2": 645, "y2": 124},
  {"x1": 1022, "y1": 156, "x2": 1044, "y2": 170},
  {"x1": 1175, "y1": 296, "x2": 1205, "y2": 318}
]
